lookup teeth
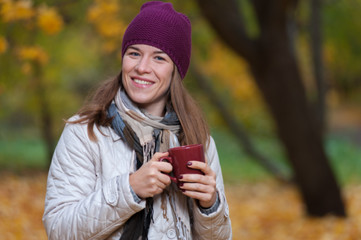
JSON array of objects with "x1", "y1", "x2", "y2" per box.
[{"x1": 134, "y1": 79, "x2": 152, "y2": 85}]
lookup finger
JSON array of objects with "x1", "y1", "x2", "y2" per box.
[
  {"x1": 158, "y1": 172, "x2": 172, "y2": 185},
  {"x1": 157, "y1": 161, "x2": 173, "y2": 173},
  {"x1": 155, "y1": 180, "x2": 167, "y2": 190},
  {"x1": 180, "y1": 182, "x2": 213, "y2": 193},
  {"x1": 181, "y1": 173, "x2": 216, "y2": 186},
  {"x1": 181, "y1": 190, "x2": 214, "y2": 203},
  {"x1": 187, "y1": 161, "x2": 215, "y2": 176},
  {"x1": 145, "y1": 159, "x2": 172, "y2": 173},
  {"x1": 150, "y1": 152, "x2": 169, "y2": 162},
  {"x1": 180, "y1": 173, "x2": 204, "y2": 183}
]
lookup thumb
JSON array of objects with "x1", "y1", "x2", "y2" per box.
[{"x1": 151, "y1": 152, "x2": 169, "y2": 162}]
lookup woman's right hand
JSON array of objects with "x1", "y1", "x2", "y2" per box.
[{"x1": 129, "y1": 152, "x2": 172, "y2": 199}]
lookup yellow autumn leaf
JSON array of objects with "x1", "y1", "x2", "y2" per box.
[
  {"x1": 202, "y1": 41, "x2": 259, "y2": 104},
  {"x1": 16, "y1": 46, "x2": 48, "y2": 64},
  {"x1": 96, "y1": 19, "x2": 124, "y2": 38},
  {"x1": 87, "y1": 0, "x2": 119, "y2": 23},
  {"x1": 87, "y1": 3, "x2": 102, "y2": 23},
  {"x1": 37, "y1": 5, "x2": 63, "y2": 35},
  {"x1": 0, "y1": 0, "x2": 35, "y2": 22},
  {"x1": 2, "y1": 173, "x2": 361, "y2": 240},
  {"x1": 102, "y1": 39, "x2": 118, "y2": 54},
  {"x1": 86, "y1": 0, "x2": 126, "y2": 51},
  {"x1": 97, "y1": 0, "x2": 119, "y2": 16}
]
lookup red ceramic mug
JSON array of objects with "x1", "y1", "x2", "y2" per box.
[{"x1": 160, "y1": 144, "x2": 205, "y2": 185}]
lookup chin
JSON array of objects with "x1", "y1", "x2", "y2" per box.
[{"x1": 129, "y1": 96, "x2": 151, "y2": 106}]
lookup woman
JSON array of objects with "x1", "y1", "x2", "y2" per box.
[{"x1": 43, "y1": 1, "x2": 232, "y2": 239}]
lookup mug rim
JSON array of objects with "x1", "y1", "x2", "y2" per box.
[{"x1": 169, "y1": 143, "x2": 203, "y2": 151}]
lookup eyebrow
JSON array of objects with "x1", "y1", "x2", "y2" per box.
[{"x1": 128, "y1": 46, "x2": 166, "y2": 55}]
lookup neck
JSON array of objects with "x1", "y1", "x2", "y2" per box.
[
  {"x1": 138, "y1": 102, "x2": 167, "y2": 117},
  {"x1": 141, "y1": 106, "x2": 166, "y2": 117}
]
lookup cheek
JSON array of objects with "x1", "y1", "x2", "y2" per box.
[
  {"x1": 121, "y1": 72, "x2": 131, "y2": 93},
  {"x1": 121, "y1": 62, "x2": 133, "y2": 84},
  {"x1": 121, "y1": 57, "x2": 135, "y2": 73},
  {"x1": 121, "y1": 62, "x2": 130, "y2": 74},
  {"x1": 121, "y1": 72, "x2": 126, "y2": 85},
  {"x1": 160, "y1": 66, "x2": 174, "y2": 85}
]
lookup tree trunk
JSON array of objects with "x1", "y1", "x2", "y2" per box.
[
  {"x1": 251, "y1": 39, "x2": 345, "y2": 216},
  {"x1": 310, "y1": 0, "x2": 327, "y2": 136},
  {"x1": 195, "y1": 0, "x2": 346, "y2": 216}
]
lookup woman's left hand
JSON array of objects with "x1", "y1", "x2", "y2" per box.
[{"x1": 179, "y1": 158, "x2": 217, "y2": 208}]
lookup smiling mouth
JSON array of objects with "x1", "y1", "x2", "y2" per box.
[{"x1": 132, "y1": 78, "x2": 153, "y2": 85}]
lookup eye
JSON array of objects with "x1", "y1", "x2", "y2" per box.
[
  {"x1": 128, "y1": 51, "x2": 140, "y2": 57},
  {"x1": 155, "y1": 55, "x2": 165, "y2": 61}
]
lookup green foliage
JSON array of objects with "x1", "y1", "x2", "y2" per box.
[
  {"x1": 239, "y1": 0, "x2": 259, "y2": 38},
  {"x1": 0, "y1": 130, "x2": 47, "y2": 171},
  {"x1": 211, "y1": 128, "x2": 289, "y2": 183},
  {"x1": 326, "y1": 134, "x2": 361, "y2": 184},
  {"x1": 41, "y1": 25, "x2": 106, "y2": 117},
  {"x1": 323, "y1": 0, "x2": 361, "y2": 97}
]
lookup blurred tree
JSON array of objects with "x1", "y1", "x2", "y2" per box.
[
  {"x1": 310, "y1": 0, "x2": 327, "y2": 136},
  {"x1": 0, "y1": 0, "x2": 64, "y2": 163},
  {"x1": 195, "y1": 0, "x2": 345, "y2": 216},
  {"x1": 190, "y1": 63, "x2": 290, "y2": 182},
  {"x1": 87, "y1": 0, "x2": 126, "y2": 56}
]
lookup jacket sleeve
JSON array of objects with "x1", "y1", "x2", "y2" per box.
[
  {"x1": 42, "y1": 121, "x2": 145, "y2": 240},
  {"x1": 192, "y1": 137, "x2": 232, "y2": 240}
]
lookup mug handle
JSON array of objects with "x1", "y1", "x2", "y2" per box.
[{"x1": 159, "y1": 157, "x2": 177, "y2": 183}]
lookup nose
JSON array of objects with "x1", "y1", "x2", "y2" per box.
[{"x1": 135, "y1": 56, "x2": 151, "y2": 74}]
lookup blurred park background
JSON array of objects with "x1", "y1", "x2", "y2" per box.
[{"x1": 1, "y1": 0, "x2": 361, "y2": 239}]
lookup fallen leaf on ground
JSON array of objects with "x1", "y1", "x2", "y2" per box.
[{"x1": 0, "y1": 172, "x2": 360, "y2": 239}]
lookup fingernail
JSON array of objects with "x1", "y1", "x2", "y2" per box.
[
  {"x1": 187, "y1": 161, "x2": 192, "y2": 166},
  {"x1": 181, "y1": 189, "x2": 186, "y2": 192},
  {"x1": 179, "y1": 175, "x2": 183, "y2": 179},
  {"x1": 179, "y1": 182, "x2": 184, "y2": 187}
]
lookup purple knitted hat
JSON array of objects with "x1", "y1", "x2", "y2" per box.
[{"x1": 121, "y1": 1, "x2": 191, "y2": 79}]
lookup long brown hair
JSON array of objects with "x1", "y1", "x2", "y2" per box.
[
  {"x1": 170, "y1": 71, "x2": 209, "y2": 148},
  {"x1": 69, "y1": 70, "x2": 210, "y2": 148}
]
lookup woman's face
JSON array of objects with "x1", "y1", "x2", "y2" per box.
[{"x1": 122, "y1": 44, "x2": 174, "y2": 116}]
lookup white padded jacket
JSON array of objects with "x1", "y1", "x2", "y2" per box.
[{"x1": 42, "y1": 117, "x2": 232, "y2": 239}]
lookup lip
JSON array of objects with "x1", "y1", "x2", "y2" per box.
[{"x1": 130, "y1": 76, "x2": 155, "y2": 88}]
